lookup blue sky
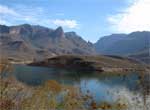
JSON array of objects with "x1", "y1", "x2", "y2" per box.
[{"x1": 0, "y1": 0, "x2": 150, "y2": 42}]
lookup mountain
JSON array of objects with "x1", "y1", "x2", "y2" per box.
[
  {"x1": 94, "y1": 31, "x2": 150, "y2": 64},
  {"x1": 129, "y1": 48, "x2": 150, "y2": 64},
  {"x1": 0, "y1": 24, "x2": 96, "y2": 62},
  {"x1": 1, "y1": 24, "x2": 149, "y2": 64},
  {"x1": 95, "y1": 31, "x2": 150, "y2": 55}
]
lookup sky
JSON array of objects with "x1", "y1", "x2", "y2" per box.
[{"x1": 0, "y1": 0, "x2": 150, "y2": 43}]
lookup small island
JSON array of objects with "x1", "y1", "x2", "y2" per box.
[{"x1": 29, "y1": 55, "x2": 147, "y2": 73}]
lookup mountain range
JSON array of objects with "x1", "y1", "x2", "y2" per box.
[
  {"x1": 94, "y1": 31, "x2": 150, "y2": 64},
  {"x1": 0, "y1": 24, "x2": 95, "y2": 61},
  {"x1": 0, "y1": 24, "x2": 149, "y2": 64}
]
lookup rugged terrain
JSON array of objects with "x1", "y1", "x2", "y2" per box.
[
  {"x1": 0, "y1": 24, "x2": 95, "y2": 62},
  {"x1": 0, "y1": 24, "x2": 149, "y2": 65}
]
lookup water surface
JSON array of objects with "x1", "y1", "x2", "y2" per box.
[{"x1": 9, "y1": 65, "x2": 143, "y2": 103}]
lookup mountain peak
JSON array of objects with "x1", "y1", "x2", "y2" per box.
[
  {"x1": 56, "y1": 26, "x2": 63, "y2": 31},
  {"x1": 52, "y1": 26, "x2": 65, "y2": 38},
  {"x1": 21, "y1": 24, "x2": 31, "y2": 27}
]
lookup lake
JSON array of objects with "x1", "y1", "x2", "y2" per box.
[
  {"x1": 6, "y1": 64, "x2": 150, "y2": 109},
  {"x1": 5, "y1": 65, "x2": 144, "y2": 102}
]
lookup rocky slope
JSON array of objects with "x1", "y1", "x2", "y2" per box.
[
  {"x1": 1, "y1": 24, "x2": 149, "y2": 64},
  {"x1": 0, "y1": 24, "x2": 96, "y2": 61}
]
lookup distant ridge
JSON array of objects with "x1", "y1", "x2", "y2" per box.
[{"x1": 94, "y1": 31, "x2": 150, "y2": 64}]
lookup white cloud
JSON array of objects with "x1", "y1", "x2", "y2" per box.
[
  {"x1": 52, "y1": 19, "x2": 78, "y2": 28},
  {"x1": 0, "y1": 5, "x2": 79, "y2": 29},
  {"x1": 0, "y1": 19, "x2": 9, "y2": 25},
  {"x1": 0, "y1": 5, "x2": 44, "y2": 25},
  {"x1": 0, "y1": 5, "x2": 18, "y2": 16},
  {"x1": 108, "y1": 0, "x2": 150, "y2": 33}
]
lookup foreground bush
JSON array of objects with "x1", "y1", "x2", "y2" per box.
[{"x1": 0, "y1": 76, "x2": 134, "y2": 110}]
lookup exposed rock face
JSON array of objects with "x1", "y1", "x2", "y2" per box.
[
  {"x1": 0, "y1": 24, "x2": 96, "y2": 61},
  {"x1": 51, "y1": 26, "x2": 65, "y2": 38},
  {"x1": 1, "y1": 24, "x2": 149, "y2": 64}
]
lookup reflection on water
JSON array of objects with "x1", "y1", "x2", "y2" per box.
[{"x1": 7, "y1": 64, "x2": 150, "y2": 109}]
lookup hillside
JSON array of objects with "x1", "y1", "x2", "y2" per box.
[
  {"x1": 94, "y1": 31, "x2": 150, "y2": 64},
  {"x1": 1, "y1": 24, "x2": 149, "y2": 64},
  {"x1": 29, "y1": 55, "x2": 145, "y2": 73},
  {"x1": 0, "y1": 24, "x2": 96, "y2": 62},
  {"x1": 95, "y1": 31, "x2": 150, "y2": 55},
  {"x1": 129, "y1": 49, "x2": 150, "y2": 64}
]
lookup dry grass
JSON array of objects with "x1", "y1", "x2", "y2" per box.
[{"x1": 1, "y1": 76, "x2": 134, "y2": 110}]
